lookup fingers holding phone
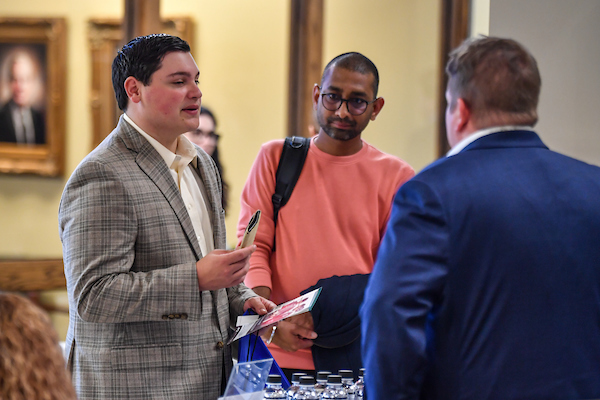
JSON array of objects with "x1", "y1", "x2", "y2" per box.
[
  {"x1": 196, "y1": 210, "x2": 261, "y2": 291},
  {"x1": 196, "y1": 245, "x2": 256, "y2": 291},
  {"x1": 238, "y1": 210, "x2": 261, "y2": 249}
]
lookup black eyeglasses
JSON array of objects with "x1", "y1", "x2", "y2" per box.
[{"x1": 318, "y1": 87, "x2": 377, "y2": 116}]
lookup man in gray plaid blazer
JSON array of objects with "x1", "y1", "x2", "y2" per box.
[{"x1": 59, "y1": 34, "x2": 273, "y2": 399}]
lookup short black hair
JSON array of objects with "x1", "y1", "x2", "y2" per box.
[
  {"x1": 321, "y1": 52, "x2": 380, "y2": 98},
  {"x1": 112, "y1": 34, "x2": 191, "y2": 111}
]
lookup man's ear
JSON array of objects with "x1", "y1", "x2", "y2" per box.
[
  {"x1": 312, "y1": 83, "x2": 320, "y2": 111},
  {"x1": 455, "y1": 98, "x2": 471, "y2": 132},
  {"x1": 124, "y1": 76, "x2": 142, "y2": 104},
  {"x1": 369, "y1": 97, "x2": 385, "y2": 121}
]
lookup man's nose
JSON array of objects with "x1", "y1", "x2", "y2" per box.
[
  {"x1": 190, "y1": 84, "x2": 202, "y2": 99},
  {"x1": 335, "y1": 100, "x2": 351, "y2": 119}
]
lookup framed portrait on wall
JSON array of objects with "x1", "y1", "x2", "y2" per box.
[{"x1": 0, "y1": 18, "x2": 66, "y2": 176}]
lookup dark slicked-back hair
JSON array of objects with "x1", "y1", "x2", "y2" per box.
[
  {"x1": 321, "y1": 52, "x2": 380, "y2": 97},
  {"x1": 446, "y1": 36, "x2": 541, "y2": 126},
  {"x1": 112, "y1": 34, "x2": 190, "y2": 111}
]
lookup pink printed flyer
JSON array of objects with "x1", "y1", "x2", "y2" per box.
[{"x1": 228, "y1": 287, "x2": 322, "y2": 344}]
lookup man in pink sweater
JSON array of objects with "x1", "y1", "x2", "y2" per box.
[{"x1": 238, "y1": 52, "x2": 414, "y2": 380}]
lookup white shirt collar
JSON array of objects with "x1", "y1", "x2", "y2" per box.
[
  {"x1": 123, "y1": 113, "x2": 198, "y2": 168},
  {"x1": 446, "y1": 125, "x2": 534, "y2": 157}
]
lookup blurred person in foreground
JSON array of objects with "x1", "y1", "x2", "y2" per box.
[
  {"x1": 185, "y1": 106, "x2": 229, "y2": 213},
  {"x1": 361, "y1": 36, "x2": 600, "y2": 400},
  {"x1": 0, "y1": 292, "x2": 77, "y2": 400},
  {"x1": 59, "y1": 34, "x2": 274, "y2": 399},
  {"x1": 238, "y1": 52, "x2": 414, "y2": 380}
]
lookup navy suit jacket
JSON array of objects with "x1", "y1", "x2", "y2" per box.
[
  {"x1": 302, "y1": 274, "x2": 370, "y2": 380},
  {"x1": 361, "y1": 130, "x2": 600, "y2": 400}
]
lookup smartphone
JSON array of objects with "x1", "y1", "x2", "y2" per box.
[{"x1": 239, "y1": 210, "x2": 261, "y2": 249}]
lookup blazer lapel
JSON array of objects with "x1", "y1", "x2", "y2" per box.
[
  {"x1": 191, "y1": 152, "x2": 230, "y2": 338},
  {"x1": 117, "y1": 117, "x2": 203, "y2": 260},
  {"x1": 192, "y1": 152, "x2": 226, "y2": 250}
]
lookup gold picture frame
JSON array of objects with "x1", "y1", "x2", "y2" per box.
[
  {"x1": 89, "y1": 17, "x2": 194, "y2": 148},
  {"x1": 0, "y1": 18, "x2": 66, "y2": 176}
]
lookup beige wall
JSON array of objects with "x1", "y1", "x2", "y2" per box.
[
  {"x1": 0, "y1": 0, "x2": 441, "y2": 339},
  {"x1": 0, "y1": 0, "x2": 293, "y2": 252},
  {"x1": 0, "y1": 0, "x2": 441, "y2": 253},
  {"x1": 162, "y1": 1, "x2": 290, "y2": 248},
  {"x1": 323, "y1": 0, "x2": 440, "y2": 176},
  {"x1": 0, "y1": 0, "x2": 122, "y2": 259},
  {"x1": 190, "y1": 0, "x2": 441, "y2": 246},
  {"x1": 0, "y1": 0, "x2": 125, "y2": 340},
  {"x1": 470, "y1": 0, "x2": 490, "y2": 37},
  {"x1": 471, "y1": 0, "x2": 600, "y2": 167},
  {"x1": 489, "y1": 0, "x2": 600, "y2": 167}
]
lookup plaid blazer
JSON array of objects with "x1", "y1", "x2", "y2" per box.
[{"x1": 59, "y1": 116, "x2": 255, "y2": 399}]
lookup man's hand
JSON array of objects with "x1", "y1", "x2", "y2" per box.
[
  {"x1": 244, "y1": 296, "x2": 277, "y2": 316},
  {"x1": 286, "y1": 311, "x2": 314, "y2": 331},
  {"x1": 267, "y1": 316, "x2": 317, "y2": 352},
  {"x1": 196, "y1": 246, "x2": 256, "y2": 291}
]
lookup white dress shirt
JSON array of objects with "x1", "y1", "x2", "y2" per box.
[
  {"x1": 446, "y1": 125, "x2": 534, "y2": 157},
  {"x1": 124, "y1": 114, "x2": 214, "y2": 256},
  {"x1": 10, "y1": 104, "x2": 35, "y2": 144}
]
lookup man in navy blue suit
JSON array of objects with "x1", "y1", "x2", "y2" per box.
[{"x1": 361, "y1": 36, "x2": 600, "y2": 400}]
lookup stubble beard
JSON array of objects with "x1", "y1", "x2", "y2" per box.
[
  {"x1": 323, "y1": 126, "x2": 360, "y2": 141},
  {"x1": 318, "y1": 114, "x2": 361, "y2": 141}
]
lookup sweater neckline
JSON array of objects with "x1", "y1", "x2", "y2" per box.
[{"x1": 309, "y1": 136, "x2": 369, "y2": 164}]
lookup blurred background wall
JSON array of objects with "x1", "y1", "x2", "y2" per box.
[
  {"x1": 0, "y1": 0, "x2": 441, "y2": 338},
  {"x1": 2, "y1": 0, "x2": 598, "y2": 339}
]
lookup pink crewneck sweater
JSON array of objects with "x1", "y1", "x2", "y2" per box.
[{"x1": 238, "y1": 137, "x2": 414, "y2": 369}]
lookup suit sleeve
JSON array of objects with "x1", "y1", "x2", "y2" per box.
[
  {"x1": 360, "y1": 179, "x2": 449, "y2": 399},
  {"x1": 227, "y1": 283, "x2": 257, "y2": 322},
  {"x1": 59, "y1": 159, "x2": 201, "y2": 323}
]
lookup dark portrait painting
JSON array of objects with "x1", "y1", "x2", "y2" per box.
[
  {"x1": 0, "y1": 18, "x2": 65, "y2": 176},
  {"x1": 0, "y1": 44, "x2": 47, "y2": 146}
]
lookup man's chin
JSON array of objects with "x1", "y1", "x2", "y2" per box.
[
  {"x1": 184, "y1": 120, "x2": 200, "y2": 132},
  {"x1": 13, "y1": 100, "x2": 29, "y2": 107},
  {"x1": 323, "y1": 127, "x2": 359, "y2": 141}
]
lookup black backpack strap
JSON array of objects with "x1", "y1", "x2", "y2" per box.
[{"x1": 272, "y1": 136, "x2": 310, "y2": 230}]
